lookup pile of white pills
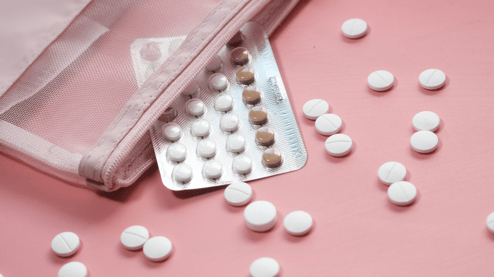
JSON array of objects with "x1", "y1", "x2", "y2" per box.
[
  {"x1": 120, "y1": 225, "x2": 173, "y2": 262},
  {"x1": 410, "y1": 111, "x2": 440, "y2": 154},
  {"x1": 378, "y1": 161, "x2": 417, "y2": 206},
  {"x1": 50, "y1": 232, "x2": 88, "y2": 276}
]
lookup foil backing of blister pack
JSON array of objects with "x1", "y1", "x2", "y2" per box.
[{"x1": 130, "y1": 22, "x2": 307, "y2": 191}]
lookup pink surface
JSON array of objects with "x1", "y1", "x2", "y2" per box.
[{"x1": 2, "y1": 0, "x2": 494, "y2": 275}]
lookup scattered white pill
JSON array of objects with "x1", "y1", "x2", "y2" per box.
[
  {"x1": 388, "y1": 181, "x2": 417, "y2": 206},
  {"x1": 486, "y1": 212, "x2": 494, "y2": 233},
  {"x1": 206, "y1": 54, "x2": 223, "y2": 72},
  {"x1": 143, "y1": 236, "x2": 173, "y2": 262},
  {"x1": 173, "y1": 164, "x2": 193, "y2": 183},
  {"x1": 410, "y1": 131, "x2": 438, "y2": 154},
  {"x1": 226, "y1": 134, "x2": 246, "y2": 153},
  {"x1": 250, "y1": 257, "x2": 280, "y2": 277},
  {"x1": 58, "y1": 262, "x2": 87, "y2": 277},
  {"x1": 378, "y1": 161, "x2": 407, "y2": 186},
  {"x1": 120, "y1": 225, "x2": 150, "y2": 251},
  {"x1": 182, "y1": 79, "x2": 199, "y2": 96},
  {"x1": 419, "y1": 69, "x2": 446, "y2": 90},
  {"x1": 368, "y1": 70, "x2": 394, "y2": 91},
  {"x1": 197, "y1": 139, "x2": 217, "y2": 158},
  {"x1": 209, "y1": 73, "x2": 229, "y2": 91},
  {"x1": 220, "y1": 113, "x2": 240, "y2": 132},
  {"x1": 214, "y1": 93, "x2": 234, "y2": 112},
  {"x1": 303, "y1": 99, "x2": 329, "y2": 120},
  {"x1": 233, "y1": 155, "x2": 253, "y2": 174},
  {"x1": 315, "y1": 114, "x2": 342, "y2": 136},
  {"x1": 185, "y1": 98, "x2": 205, "y2": 116},
  {"x1": 413, "y1": 111, "x2": 440, "y2": 132},
  {"x1": 341, "y1": 18, "x2": 368, "y2": 39},
  {"x1": 284, "y1": 211, "x2": 313, "y2": 236},
  {"x1": 191, "y1": 119, "x2": 211, "y2": 137},
  {"x1": 244, "y1": 201, "x2": 277, "y2": 232},
  {"x1": 51, "y1": 232, "x2": 80, "y2": 257},
  {"x1": 224, "y1": 181, "x2": 253, "y2": 206},
  {"x1": 325, "y1": 134, "x2": 353, "y2": 157},
  {"x1": 166, "y1": 143, "x2": 187, "y2": 162},
  {"x1": 162, "y1": 123, "x2": 183, "y2": 141},
  {"x1": 203, "y1": 160, "x2": 223, "y2": 179}
]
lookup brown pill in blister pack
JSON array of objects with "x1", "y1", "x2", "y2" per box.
[
  {"x1": 231, "y1": 47, "x2": 250, "y2": 66},
  {"x1": 262, "y1": 148, "x2": 283, "y2": 168},
  {"x1": 236, "y1": 66, "x2": 255, "y2": 85},
  {"x1": 227, "y1": 31, "x2": 244, "y2": 48},
  {"x1": 249, "y1": 106, "x2": 268, "y2": 125},
  {"x1": 255, "y1": 127, "x2": 275, "y2": 147}
]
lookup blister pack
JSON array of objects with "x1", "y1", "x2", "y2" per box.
[{"x1": 130, "y1": 22, "x2": 307, "y2": 191}]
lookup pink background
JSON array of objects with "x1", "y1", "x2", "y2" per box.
[{"x1": 2, "y1": 0, "x2": 494, "y2": 275}]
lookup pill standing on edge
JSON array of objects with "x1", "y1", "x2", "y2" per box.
[
  {"x1": 303, "y1": 99, "x2": 329, "y2": 120},
  {"x1": 413, "y1": 111, "x2": 440, "y2": 132},
  {"x1": 368, "y1": 70, "x2": 394, "y2": 91},
  {"x1": 378, "y1": 161, "x2": 407, "y2": 186},
  {"x1": 143, "y1": 236, "x2": 173, "y2": 262},
  {"x1": 120, "y1": 225, "x2": 150, "y2": 251},
  {"x1": 250, "y1": 257, "x2": 280, "y2": 277},
  {"x1": 51, "y1": 232, "x2": 80, "y2": 257},
  {"x1": 244, "y1": 201, "x2": 277, "y2": 232},
  {"x1": 315, "y1": 114, "x2": 342, "y2": 136},
  {"x1": 325, "y1": 134, "x2": 353, "y2": 157},
  {"x1": 419, "y1": 69, "x2": 446, "y2": 90},
  {"x1": 224, "y1": 181, "x2": 253, "y2": 206},
  {"x1": 166, "y1": 143, "x2": 187, "y2": 162},
  {"x1": 162, "y1": 123, "x2": 183, "y2": 141},
  {"x1": 341, "y1": 18, "x2": 368, "y2": 39},
  {"x1": 58, "y1": 262, "x2": 88, "y2": 277},
  {"x1": 410, "y1": 131, "x2": 438, "y2": 153},
  {"x1": 486, "y1": 212, "x2": 494, "y2": 233},
  {"x1": 284, "y1": 211, "x2": 313, "y2": 236},
  {"x1": 388, "y1": 181, "x2": 417, "y2": 206}
]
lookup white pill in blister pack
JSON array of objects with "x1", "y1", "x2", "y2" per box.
[
  {"x1": 166, "y1": 143, "x2": 187, "y2": 162},
  {"x1": 209, "y1": 73, "x2": 229, "y2": 91},
  {"x1": 315, "y1": 114, "x2": 342, "y2": 135},
  {"x1": 224, "y1": 181, "x2": 253, "y2": 206},
  {"x1": 303, "y1": 99, "x2": 329, "y2": 120},
  {"x1": 233, "y1": 155, "x2": 253, "y2": 174},
  {"x1": 205, "y1": 54, "x2": 223, "y2": 72},
  {"x1": 341, "y1": 18, "x2": 368, "y2": 39},
  {"x1": 51, "y1": 232, "x2": 80, "y2": 257},
  {"x1": 368, "y1": 70, "x2": 394, "y2": 91},
  {"x1": 191, "y1": 119, "x2": 211, "y2": 137},
  {"x1": 413, "y1": 111, "x2": 440, "y2": 132},
  {"x1": 226, "y1": 134, "x2": 246, "y2": 153},
  {"x1": 419, "y1": 69, "x2": 446, "y2": 90},
  {"x1": 185, "y1": 98, "x2": 205, "y2": 116},
  {"x1": 121, "y1": 225, "x2": 149, "y2": 250},
  {"x1": 244, "y1": 201, "x2": 277, "y2": 232},
  {"x1": 215, "y1": 93, "x2": 234, "y2": 112},
  {"x1": 197, "y1": 139, "x2": 217, "y2": 158},
  {"x1": 388, "y1": 181, "x2": 417, "y2": 206},
  {"x1": 250, "y1": 257, "x2": 280, "y2": 277},
  {"x1": 143, "y1": 236, "x2": 173, "y2": 262},
  {"x1": 173, "y1": 164, "x2": 193, "y2": 183},
  {"x1": 182, "y1": 79, "x2": 199, "y2": 96},
  {"x1": 486, "y1": 212, "x2": 494, "y2": 233},
  {"x1": 203, "y1": 160, "x2": 223, "y2": 179},
  {"x1": 325, "y1": 134, "x2": 353, "y2": 157},
  {"x1": 58, "y1": 262, "x2": 87, "y2": 277},
  {"x1": 410, "y1": 131, "x2": 438, "y2": 153},
  {"x1": 378, "y1": 161, "x2": 407, "y2": 186},
  {"x1": 140, "y1": 42, "x2": 161, "y2": 62},
  {"x1": 220, "y1": 113, "x2": 240, "y2": 132},
  {"x1": 284, "y1": 211, "x2": 313, "y2": 236},
  {"x1": 162, "y1": 123, "x2": 183, "y2": 142}
]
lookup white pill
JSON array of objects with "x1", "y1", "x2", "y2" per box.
[
  {"x1": 233, "y1": 154, "x2": 253, "y2": 174},
  {"x1": 185, "y1": 98, "x2": 205, "y2": 116},
  {"x1": 143, "y1": 236, "x2": 173, "y2": 262},
  {"x1": 58, "y1": 262, "x2": 87, "y2": 277},
  {"x1": 410, "y1": 131, "x2": 438, "y2": 154},
  {"x1": 173, "y1": 164, "x2": 193, "y2": 183},
  {"x1": 214, "y1": 93, "x2": 234, "y2": 112},
  {"x1": 367, "y1": 70, "x2": 394, "y2": 91},
  {"x1": 315, "y1": 114, "x2": 342, "y2": 136},
  {"x1": 284, "y1": 211, "x2": 313, "y2": 236},
  {"x1": 120, "y1": 225, "x2": 150, "y2": 251},
  {"x1": 325, "y1": 134, "x2": 353, "y2": 157},
  {"x1": 226, "y1": 134, "x2": 246, "y2": 153},
  {"x1": 51, "y1": 232, "x2": 80, "y2": 257},
  {"x1": 413, "y1": 111, "x2": 440, "y2": 132},
  {"x1": 486, "y1": 212, "x2": 494, "y2": 233},
  {"x1": 206, "y1": 54, "x2": 223, "y2": 72},
  {"x1": 162, "y1": 123, "x2": 183, "y2": 141},
  {"x1": 303, "y1": 99, "x2": 329, "y2": 120},
  {"x1": 244, "y1": 201, "x2": 277, "y2": 232},
  {"x1": 220, "y1": 113, "x2": 240, "y2": 132},
  {"x1": 197, "y1": 139, "x2": 217, "y2": 158},
  {"x1": 203, "y1": 160, "x2": 223, "y2": 179},
  {"x1": 191, "y1": 119, "x2": 211, "y2": 137},
  {"x1": 378, "y1": 161, "x2": 407, "y2": 186},
  {"x1": 419, "y1": 69, "x2": 446, "y2": 90},
  {"x1": 209, "y1": 73, "x2": 229, "y2": 91},
  {"x1": 341, "y1": 18, "x2": 368, "y2": 39},
  {"x1": 166, "y1": 143, "x2": 187, "y2": 162},
  {"x1": 182, "y1": 79, "x2": 199, "y2": 96},
  {"x1": 140, "y1": 41, "x2": 161, "y2": 62},
  {"x1": 250, "y1": 257, "x2": 280, "y2": 277},
  {"x1": 224, "y1": 181, "x2": 253, "y2": 206},
  {"x1": 388, "y1": 181, "x2": 417, "y2": 206}
]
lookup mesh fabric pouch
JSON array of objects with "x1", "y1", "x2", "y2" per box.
[{"x1": 0, "y1": 0, "x2": 299, "y2": 191}]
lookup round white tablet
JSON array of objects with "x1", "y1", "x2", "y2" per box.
[
  {"x1": 143, "y1": 236, "x2": 173, "y2": 262},
  {"x1": 185, "y1": 98, "x2": 205, "y2": 116},
  {"x1": 250, "y1": 257, "x2": 280, "y2": 277},
  {"x1": 410, "y1": 131, "x2": 438, "y2": 154},
  {"x1": 182, "y1": 79, "x2": 199, "y2": 96},
  {"x1": 226, "y1": 134, "x2": 246, "y2": 153},
  {"x1": 191, "y1": 119, "x2": 211, "y2": 137},
  {"x1": 233, "y1": 155, "x2": 253, "y2": 174},
  {"x1": 367, "y1": 70, "x2": 394, "y2": 91},
  {"x1": 486, "y1": 212, "x2": 494, "y2": 233},
  {"x1": 220, "y1": 113, "x2": 240, "y2": 132},
  {"x1": 166, "y1": 143, "x2": 187, "y2": 162},
  {"x1": 173, "y1": 164, "x2": 193, "y2": 183},
  {"x1": 378, "y1": 161, "x2": 407, "y2": 186},
  {"x1": 203, "y1": 160, "x2": 222, "y2": 179},
  {"x1": 303, "y1": 99, "x2": 329, "y2": 120},
  {"x1": 140, "y1": 41, "x2": 161, "y2": 62},
  {"x1": 413, "y1": 111, "x2": 440, "y2": 132},
  {"x1": 244, "y1": 201, "x2": 277, "y2": 232},
  {"x1": 387, "y1": 181, "x2": 417, "y2": 206},
  {"x1": 58, "y1": 262, "x2": 87, "y2": 277},
  {"x1": 51, "y1": 232, "x2": 80, "y2": 257},
  {"x1": 162, "y1": 123, "x2": 182, "y2": 141},
  {"x1": 197, "y1": 139, "x2": 217, "y2": 158},
  {"x1": 209, "y1": 73, "x2": 229, "y2": 91},
  {"x1": 120, "y1": 225, "x2": 150, "y2": 250},
  {"x1": 325, "y1": 134, "x2": 353, "y2": 157},
  {"x1": 315, "y1": 114, "x2": 342, "y2": 136},
  {"x1": 419, "y1": 69, "x2": 446, "y2": 90},
  {"x1": 224, "y1": 181, "x2": 253, "y2": 206},
  {"x1": 206, "y1": 54, "x2": 223, "y2": 72},
  {"x1": 341, "y1": 18, "x2": 368, "y2": 39},
  {"x1": 214, "y1": 93, "x2": 234, "y2": 112},
  {"x1": 284, "y1": 211, "x2": 313, "y2": 236}
]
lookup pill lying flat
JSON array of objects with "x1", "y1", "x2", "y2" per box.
[
  {"x1": 158, "y1": 107, "x2": 178, "y2": 123},
  {"x1": 368, "y1": 70, "x2": 394, "y2": 91},
  {"x1": 341, "y1": 18, "x2": 367, "y2": 39},
  {"x1": 250, "y1": 257, "x2": 280, "y2": 277},
  {"x1": 51, "y1": 232, "x2": 80, "y2": 257},
  {"x1": 224, "y1": 181, "x2": 253, "y2": 206},
  {"x1": 325, "y1": 134, "x2": 353, "y2": 157},
  {"x1": 249, "y1": 106, "x2": 268, "y2": 125},
  {"x1": 233, "y1": 155, "x2": 253, "y2": 174},
  {"x1": 182, "y1": 79, "x2": 199, "y2": 96},
  {"x1": 143, "y1": 236, "x2": 173, "y2": 262},
  {"x1": 410, "y1": 131, "x2": 438, "y2": 153},
  {"x1": 203, "y1": 160, "x2": 223, "y2": 179},
  {"x1": 58, "y1": 262, "x2": 87, "y2": 277},
  {"x1": 205, "y1": 54, "x2": 223, "y2": 72},
  {"x1": 185, "y1": 98, "x2": 205, "y2": 116},
  {"x1": 419, "y1": 69, "x2": 446, "y2": 90},
  {"x1": 315, "y1": 114, "x2": 342, "y2": 136},
  {"x1": 140, "y1": 42, "x2": 161, "y2": 62},
  {"x1": 191, "y1": 119, "x2": 211, "y2": 137},
  {"x1": 413, "y1": 111, "x2": 440, "y2": 132},
  {"x1": 284, "y1": 211, "x2": 313, "y2": 236},
  {"x1": 244, "y1": 201, "x2": 277, "y2": 232},
  {"x1": 121, "y1": 225, "x2": 149, "y2": 250},
  {"x1": 209, "y1": 73, "x2": 229, "y2": 92},
  {"x1": 231, "y1": 47, "x2": 250, "y2": 66},
  {"x1": 227, "y1": 134, "x2": 246, "y2": 153},
  {"x1": 162, "y1": 123, "x2": 183, "y2": 141},
  {"x1": 220, "y1": 113, "x2": 239, "y2": 132},
  {"x1": 214, "y1": 93, "x2": 234, "y2": 112},
  {"x1": 197, "y1": 139, "x2": 217, "y2": 158},
  {"x1": 166, "y1": 143, "x2": 187, "y2": 162},
  {"x1": 388, "y1": 181, "x2": 417, "y2": 206},
  {"x1": 173, "y1": 164, "x2": 193, "y2": 183},
  {"x1": 303, "y1": 99, "x2": 329, "y2": 120},
  {"x1": 255, "y1": 127, "x2": 276, "y2": 147},
  {"x1": 486, "y1": 212, "x2": 494, "y2": 233},
  {"x1": 378, "y1": 161, "x2": 407, "y2": 186}
]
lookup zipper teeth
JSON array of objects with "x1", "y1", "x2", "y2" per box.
[{"x1": 104, "y1": 0, "x2": 266, "y2": 186}]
